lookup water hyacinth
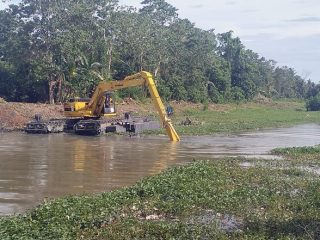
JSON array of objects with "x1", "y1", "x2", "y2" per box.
[{"x1": 1, "y1": 151, "x2": 319, "y2": 239}]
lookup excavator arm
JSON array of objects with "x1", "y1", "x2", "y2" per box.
[
  {"x1": 84, "y1": 71, "x2": 180, "y2": 142},
  {"x1": 124, "y1": 72, "x2": 180, "y2": 142}
]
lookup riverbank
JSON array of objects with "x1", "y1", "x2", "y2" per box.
[
  {"x1": 171, "y1": 100, "x2": 320, "y2": 135},
  {"x1": 0, "y1": 146, "x2": 319, "y2": 239},
  {"x1": 1, "y1": 99, "x2": 320, "y2": 134}
]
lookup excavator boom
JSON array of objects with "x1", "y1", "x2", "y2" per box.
[
  {"x1": 65, "y1": 71, "x2": 180, "y2": 141},
  {"x1": 125, "y1": 72, "x2": 180, "y2": 142}
]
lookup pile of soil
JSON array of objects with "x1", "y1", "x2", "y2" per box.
[
  {"x1": 0, "y1": 102, "x2": 64, "y2": 131},
  {"x1": 253, "y1": 93, "x2": 272, "y2": 104}
]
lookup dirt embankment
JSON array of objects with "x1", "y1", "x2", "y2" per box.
[
  {"x1": 0, "y1": 102, "x2": 65, "y2": 131},
  {"x1": 0, "y1": 98, "x2": 163, "y2": 131},
  {"x1": 0, "y1": 98, "x2": 231, "y2": 131}
]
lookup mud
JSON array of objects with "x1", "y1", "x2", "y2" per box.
[{"x1": 186, "y1": 210, "x2": 243, "y2": 233}]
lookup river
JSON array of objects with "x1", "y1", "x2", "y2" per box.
[{"x1": 0, "y1": 123, "x2": 319, "y2": 215}]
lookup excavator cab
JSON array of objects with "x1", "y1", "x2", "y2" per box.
[
  {"x1": 64, "y1": 93, "x2": 116, "y2": 118},
  {"x1": 103, "y1": 92, "x2": 116, "y2": 114}
]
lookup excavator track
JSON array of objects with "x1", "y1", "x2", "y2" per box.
[
  {"x1": 25, "y1": 119, "x2": 65, "y2": 134},
  {"x1": 74, "y1": 115, "x2": 160, "y2": 136},
  {"x1": 25, "y1": 114, "x2": 160, "y2": 136}
]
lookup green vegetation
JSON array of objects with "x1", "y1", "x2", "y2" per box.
[
  {"x1": 272, "y1": 145, "x2": 320, "y2": 167},
  {"x1": 272, "y1": 145, "x2": 320, "y2": 156},
  {"x1": 157, "y1": 101, "x2": 320, "y2": 135},
  {"x1": 1, "y1": 0, "x2": 320, "y2": 238},
  {"x1": 1, "y1": 151, "x2": 320, "y2": 239},
  {"x1": 0, "y1": 0, "x2": 318, "y2": 104},
  {"x1": 306, "y1": 93, "x2": 320, "y2": 111}
]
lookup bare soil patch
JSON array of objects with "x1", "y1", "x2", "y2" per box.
[{"x1": 0, "y1": 102, "x2": 64, "y2": 131}]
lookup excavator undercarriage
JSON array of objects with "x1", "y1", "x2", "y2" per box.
[{"x1": 26, "y1": 114, "x2": 160, "y2": 136}]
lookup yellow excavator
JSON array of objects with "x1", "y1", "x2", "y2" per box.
[{"x1": 62, "y1": 71, "x2": 180, "y2": 141}]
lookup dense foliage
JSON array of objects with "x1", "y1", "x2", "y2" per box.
[
  {"x1": 0, "y1": 0, "x2": 318, "y2": 103},
  {"x1": 306, "y1": 93, "x2": 320, "y2": 111}
]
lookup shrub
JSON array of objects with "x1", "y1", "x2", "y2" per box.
[{"x1": 306, "y1": 94, "x2": 320, "y2": 111}]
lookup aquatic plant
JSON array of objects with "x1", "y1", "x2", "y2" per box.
[{"x1": 1, "y1": 157, "x2": 319, "y2": 239}]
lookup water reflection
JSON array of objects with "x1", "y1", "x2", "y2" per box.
[{"x1": 0, "y1": 123, "x2": 320, "y2": 215}]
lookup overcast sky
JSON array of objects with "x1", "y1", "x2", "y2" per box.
[
  {"x1": 1, "y1": 0, "x2": 319, "y2": 82},
  {"x1": 118, "y1": 0, "x2": 320, "y2": 82}
]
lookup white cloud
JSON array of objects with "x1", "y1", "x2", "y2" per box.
[{"x1": 0, "y1": 0, "x2": 20, "y2": 10}]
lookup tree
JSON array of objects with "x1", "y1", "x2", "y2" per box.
[
  {"x1": 217, "y1": 31, "x2": 258, "y2": 100},
  {"x1": 273, "y1": 66, "x2": 296, "y2": 98},
  {"x1": 0, "y1": 0, "x2": 312, "y2": 104},
  {"x1": 140, "y1": 0, "x2": 178, "y2": 26}
]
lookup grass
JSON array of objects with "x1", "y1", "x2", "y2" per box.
[
  {"x1": 271, "y1": 145, "x2": 320, "y2": 173},
  {"x1": 272, "y1": 145, "x2": 320, "y2": 156},
  {"x1": 167, "y1": 101, "x2": 320, "y2": 136},
  {"x1": 1, "y1": 151, "x2": 320, "y2": 239}
]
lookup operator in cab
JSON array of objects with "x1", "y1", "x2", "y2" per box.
[{"x1": 104, "y1": 94, "x2": 115, "y2": 114}]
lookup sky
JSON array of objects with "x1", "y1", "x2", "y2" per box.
[
  {"x1": 118, "y1": 0, "x2": 320, "y2": 82},
  {"x1": 1, "y1": 0, "x2": 319, "y2": 82}
]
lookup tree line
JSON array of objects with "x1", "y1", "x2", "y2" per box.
[{"x1": 0, "y1": 0, "x2": 318, "y2": 104}]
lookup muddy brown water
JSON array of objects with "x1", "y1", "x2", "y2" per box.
[{"x1": 0, "y1": 123, "x2": 320, "y2": 215}]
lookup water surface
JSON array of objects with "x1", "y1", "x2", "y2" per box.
[{"x1": 0, "y1": 124, "x2": 319, "y2": 215}]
